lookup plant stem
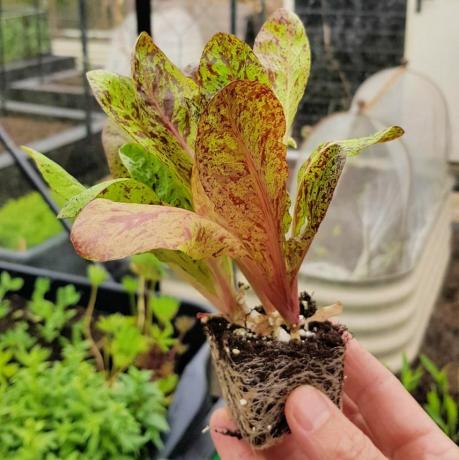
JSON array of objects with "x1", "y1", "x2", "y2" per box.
[
  {"x1": 137, "y1": 276, "x2": 146, "y2": 333},
  {"x1": 84, "y1": 285, "x2": 105, "y2": 371},
  {"x1": 129, "y1": 292, "x2": 136, "y2": 316},
  {"x1": 145, "y1": 281, "x2": 153, "y2": 334}
]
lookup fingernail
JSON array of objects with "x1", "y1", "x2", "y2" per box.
[{"x1": 290, "y1": 386, "x2": 331, "y2": 432}]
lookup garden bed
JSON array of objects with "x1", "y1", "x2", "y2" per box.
[
  {"x1": 0, "y1": 115, "x2": 76, "y2": 147},
  {"x1": 7, "y1": 69, "x2": 101, "y2": 111},
  {"x1": 0, "y1": 262, "x2": 211, "y2": 458},
  {"x1": 419, "y1": 223, "x2": 459, "y2": 398}
]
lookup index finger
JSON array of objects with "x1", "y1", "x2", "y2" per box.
[{"x1": 344, "y1": 338, "x2": 458, "y2": 459}]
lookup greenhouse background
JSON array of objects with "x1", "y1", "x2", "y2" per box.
[{"x1": 0, "y1": 0, "x2": 458, "y2": 458}]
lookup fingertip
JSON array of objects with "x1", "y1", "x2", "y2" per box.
[
  {"x1": 210, "y1": 407, "x2": 237, "y2": 431},
  {"x1": 209, "y1": 407, "x2": 257, "y2": 460}
]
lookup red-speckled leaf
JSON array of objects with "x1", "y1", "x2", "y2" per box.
[
  {"x1": 71, "y1": 199, "x2": 246, "y2": 262},
  {"x1": 254, "y1": 8, "x2": 310, "y2": 137},
  {"x1": 87, "y1": 70, "x2": 192, "y2": 185},
  {"x1": 155, "y1": 250, "x2": 239, "y2": 315},
  {"x1": 133, "y1": 32, "x2": 202, "y2": 147},
  {"x1": 101, "y1": 120, "x2": 130, "y2": 178},
  {"x1": 195, "y1": 80, "x2": 298, "y2": 322},
  {"x1": 197, "y1": 33, "x2": 271, "y2": 100},
  {"x1": 59, "y1": 178, "x2": 160, "y2": 219},
  {"x1": 288, "y1": 126, "x2": 404, "y2": 273}
]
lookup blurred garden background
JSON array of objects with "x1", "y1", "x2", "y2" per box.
[{"x1": 0, "y1": 0, "x2": 458, "y2": 458}]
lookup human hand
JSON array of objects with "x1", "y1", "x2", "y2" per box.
[{"x1": 210, "y1": 338, "x2": 459, "y2": 459}]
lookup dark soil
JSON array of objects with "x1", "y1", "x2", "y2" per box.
[
  {"x1": 0, "y1": 116, "x2": 76, "y2": 147},
  {"x1": 204, "y1": 313, "x2": 346, "y2": 447},
  {"x1": 417, "y1": 224, "x2": 459, "y2": 401}
]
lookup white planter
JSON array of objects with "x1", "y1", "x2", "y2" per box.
[{"x1": 298, "y1": 193, "x2": 451, "y2": 372}]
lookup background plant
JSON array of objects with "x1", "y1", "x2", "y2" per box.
[
  {"x1": 400, "y1": 354, "x2": 458, "y2": 443},
  {"x1": 0, "y1": 267, "x2": 194, "y2": 457},
  {"x1": 0, "y1": 192, "x2": 63, "y2": 251}
]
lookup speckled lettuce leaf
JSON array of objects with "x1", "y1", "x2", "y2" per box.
[
  {"x1": 133, "y1": 32, "x2": 202, "y2": 147},
  {"x1": 254, "y1": 8, "x2": 311, "y2": 138},
  {"x1": 101, "y1": 120, "x2": 130, "y2": 178},
  {"x1": 197, "y1": 33, "x2": 271, "y2": 100},
  {"x1": 119, "y1": 143, "x2": 192, "y2": 210},
  {"x1": 59, "y1": 178, "x2": 160, "y2": 219},
  {"x1": 288, "y1": 126, "x2": 404, "y2": 273},
  {"x1": 195, "y1": 80, "x2": 298, "y2": 322},
  {"x1": 23, "y1": 147, "x2": 85, "y2": 201},
  {"x1": 154, "y1": 250, "x2": 237, "y2": 315},
  {"x1": 71, "y1": 199, "x2": 246, "y2": 262},
  {"x1": 87, "y1": 70, "x2": 192, "y2": 184}
]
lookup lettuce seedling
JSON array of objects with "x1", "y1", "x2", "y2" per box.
[
  {"x1": 25, "y1": 8, "x2": 403, "y2": 448},
  {"x1": 67, "y1": 14, "x2": 402, "y2": 325}
]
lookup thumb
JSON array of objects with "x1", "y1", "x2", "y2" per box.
[{"x1": 285, "y1": 386, "x2": 386, "y2": 460}]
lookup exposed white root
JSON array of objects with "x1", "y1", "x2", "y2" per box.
[
  {"x1": 305, "y1": 302, "x2": 343, "y2": 326},
  {"x1": 274, "y1": 327, "x2": 291, "y2": 343}
]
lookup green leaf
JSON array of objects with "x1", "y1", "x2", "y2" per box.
[
  {"x1": 254, "y1": 8, "x2": 311, "y2": 139},
  {"x1": 56, "y1": 284, "x2": 81, "y2": 308},
  {"x1": 444, "y1": 395, "x2": 458, "y2": 436},
  {"x1": 149, "y1": 296, "x2": 179, "y2": 325},
  {"x1": 130, "y1": 253, "x2": 165, "y2": 282},
  {"x1": 58, "y1": 178, "x2": 160, "y2": 219},
  {"x1": 420, "y1": 355, "x2": 448, "y2": 392},
  {"x1": 195, "y1": 79, "x2": 297, "y2": 322},
  {"x1": 288, "y1": 126, "x2": 404, "y2": 274},
  {"x1": 101, "y1": 120, "x2": 130, "y2": 178},
  {"x1": 23, "y1": 147, "x2": 85, "y2": 202},
  {"x1": 121, "y1": 276, "x2": 138, "y2": 295},
  {"x1": 87, "y1": 70, "x2": 192, "y2": 185},
  {"x1": 119, "y1": 143, "x2": 192, "y2": 210},
  {"x1": 87, "y1": 265, "x2": 108, "y2": 288},
  {"x1": 400, "y1": 354, "x2": 424, "y2": 393},
  {"x1": 133, "y1": 32, "x2": 202, "y2": 147},
  {"x1": 98, "y1": 314, "x2": 150, "y2": 370},
  {"x1": 15, "y1": 345, "x2": 50, "y2": 368},
  {"x1": 71, "y1": 199, "x2": 246, "y2": 262},
  {"x1": 197, "y1": 32, "x2": 271, "y2": 100}
]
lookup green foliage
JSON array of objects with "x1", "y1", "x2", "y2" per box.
[
  {"x1": 0, "y1": 360, "x2": 168, "y2": 459},
  {"x1": 119, "y1": 143, "x2": 193, "y2": 209},
  {"x1": 121, "y1": 275, "x2": 138, "y2": 295},
  {"x1": 1, "y1": 12, "x2": 50, "y2": 64},
  {"x1": 400, "y1": 354, "x2": 424, "y2": 393},
  {"x1": 0, "y1": 270, "x2": 176, "y2": 458},
  {"x1": 28, "y1": 278, "x2": 79, "y2": 343},
  {"x1": 130, "y1": 253, "x2": 166, "y2": 283},
  {"x1": 0, "y1": 271, "x2": 23, "y2": 318},
  {"x1": 149, "y1": 296, "x2": 180, "y2": 326},
  {"x1": 113, "y1": 367, "x2": 170, "y2": 449},
  {"x1": 97, "y1": 314, "x2": 151, "y2": 371},
  {"x1": 0, "y1": 322, "x2": 36, "y2": 353},
  {"x1": 401, "y1": 354, "x2": 458, "y2": 442},
  {"x1": 0, "y1": 192, "x2": 63, "y2": 251},
  {"x1": 87, "y1": 264, "x2": 108, "y2": 288}
]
